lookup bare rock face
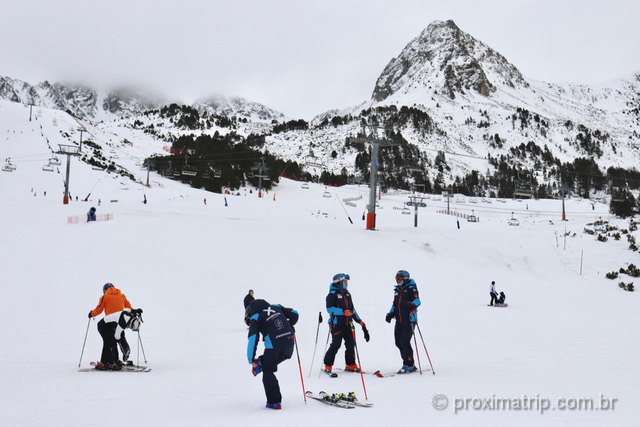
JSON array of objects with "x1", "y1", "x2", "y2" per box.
[{"x1": 372, "y1": 20, "x2": 528, "y2": 102}]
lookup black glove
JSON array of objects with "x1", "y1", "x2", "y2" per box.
[
  {"x1": 362, "y1": 325, "x2": 370, "y2": 342},
  {"x1": 406, "y1": 302, "x2": 417, "y2": 310},
  {"x1": 134, "y1": 308, "x2": 143, "y2": 315},
  {"x1": 88, "y1": 311, "x2": 93, "y2": 319},
  {"x1": 385, "y1": 312, "x2": 394, "y2": 323}
]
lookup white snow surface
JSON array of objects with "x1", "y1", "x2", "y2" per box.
[{"x1": 1, "y1": 100, "x2": 640, "y2": 427}]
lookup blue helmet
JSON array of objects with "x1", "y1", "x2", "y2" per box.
[
  {"x1": 332, "y1": 273, "x2": 350, "y2": 284},
  {"x1": 103, "y1": 282, "x2": 114, "y2": 293},
  {"x1": 395, "y1": 270, "x2": 410, "y2": 280}
]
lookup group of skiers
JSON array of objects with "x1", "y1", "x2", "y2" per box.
[
  {"x1": 243, "y1": 269, "x2": 422, "y2": 410},
  {"x1": 489, "y1": 280, "x2": 506, "y2": 306}
]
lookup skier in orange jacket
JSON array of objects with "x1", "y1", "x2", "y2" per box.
[{"x1": 89, "y1": 283, "x2": 142, "y2": 370}]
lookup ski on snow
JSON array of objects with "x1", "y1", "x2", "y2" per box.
[
  {"x1": 78, "y1": 362, "x2": 151, "y2": 373},
  {"x1": 321, "y1": 369, "x2": 338, "y2": 378},
  {"x1": 306, "y1": 391, "x2": 354, "y2": 409},
  {"x1": 321, "y1": 392, "x2": 373, "y2": 408}
]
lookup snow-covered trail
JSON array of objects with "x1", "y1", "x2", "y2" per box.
[{"x1": 1, "y1": 174, "x2": 639, "y2": 427}]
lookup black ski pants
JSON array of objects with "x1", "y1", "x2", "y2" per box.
[
  {"x1": 490, "y1": 292, "x2": 497, "y2": 306},
  {"x1": 97, "y1": 320, "x2": 118, "y2": 365},
  {"x1": 323, "y1": 323, "x2": 355, "y2": 366},
  {"x1": 262, "y1": 340, "x2": 294, "y2": 404},
  {"x1": 118, "y1": 332, "x2": 130, "y2": 361},
  {"x1": 394, "y1": 322, "x2": 415, "y2": 367}
]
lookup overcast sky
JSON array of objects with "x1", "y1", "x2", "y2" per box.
[{"x1": 1, "y1": 0, "x2": 639, "y2": 119}]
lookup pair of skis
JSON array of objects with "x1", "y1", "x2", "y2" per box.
[
  {"x1": 306, "y1": 391, "x2": 373, "y2": 409},
  {"x1": 78, "y1": 361, "x2": 151, "y2": 373},
  {"x1": 322, "y1": 367, "x2": 428, "y2": 378}
]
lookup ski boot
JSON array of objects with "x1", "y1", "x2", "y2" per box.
[
  {"x1": 107, "y1": 362, "x2": 122, "y2": 371},
  {"x1": 322, "y1": 364, "x2": 333, "y2": 374},
  {"x1": 265, "y1": 402, "x2": 282, "y2": 410},
  {"x1": 94, "y1": 362, "x2": 108, "y2": 371},
  {"x1": 345, "y1": 364, "x2": 361, "y2": 373},
  {"x1": 398, "y1": 365, "x2": 417, "y2": 374}
]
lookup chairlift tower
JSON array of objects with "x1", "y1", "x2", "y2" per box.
[
  {"x1": 57, "y1": 144, "x2": 80, "y2": 204},
  {"x1": 346, "y1": 124, "x2": 399, "y2": 230},
  {"x1": 251, "y1": 158, "x2": 270, "y2": 198},
  {"x1": 78, "y1": 127, "x2": 86, "y2": 152},
  {"x1": 406, "y1": 195, "x2": 427, "y2": 228}
]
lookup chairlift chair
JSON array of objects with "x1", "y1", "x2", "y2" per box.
[
  {"x1": 172, "y1": 170, "x2": 182, "y2": 177},
  {"x1": 467, "y1": 215, "x2": 478, "y2": 222},
  {"x1": 508, "y1": 218, "x2": 520, "y2": 226},
  {"x1": 401, "y1": 207, "x2": 411, "y2": 215},
  {"x1": 322, "y1": 191, "x2": 332, "y2": 198},
  {"x1": 182, "y1": 169, "x2": 197, "y2": 177},
  {"x1": 48, "y1": 156, "x2": 61, "y2": 166},
  {"x1": 301, "y1": 183, "x2": 310, "y2": 189},
  {"x1": 42, "y1": 164, "x2": 54, "y2": 172}
]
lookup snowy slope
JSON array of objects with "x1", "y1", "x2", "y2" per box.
[{"x1": 1, "y1": 106, "x2": 640, "y2": 426}]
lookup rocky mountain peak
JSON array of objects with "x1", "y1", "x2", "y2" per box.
[{"x1": 372, "y1": 19, "x2": 528, "y2": 102}]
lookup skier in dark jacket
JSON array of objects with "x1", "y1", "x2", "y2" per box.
[
  {"x1": 246, "y1": 299, "x2": 299, "y2": 410},
  {"x1": 322, "y1": 273, "x2": 369, "y2": 374},
  {"x1": 385, "y1": 270, "x2": 421, "y2": 373},
  {"x1": 87, "y1": 207, "x2": 97, "y2": 222}
]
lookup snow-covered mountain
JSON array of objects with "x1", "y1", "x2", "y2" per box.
[
  {"x1": 194, "y1": 95, "x2": 285, "y2": 122},
  {"x1": 2, "y1": 19, "x2": 640, "y2": 195},
  {"x1": 265, "y1": 20, "x2": 640, "y2": 189},
  {"x1": 372, "y1": 20, "x2": 528, "y2": 102},
  {"x1": 0, "y1": 76, "x2": 285, "y2": 123}
]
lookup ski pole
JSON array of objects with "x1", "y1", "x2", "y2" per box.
[
  {"x1": 415, "y1": 322, "x2": 435, "y2": 375},
  {"x1": 78, "y1": 317, "x2": 91, "y2": 368},
  {"x1": 138, "y1": 331, "x2": 148, "y2": 364},
  {"x1": 293, "y1": 335, "x2": 307, "y2": 403},
  {"x1": 412, "y1": 323, "x2": 423, "y2": 375},
  {"x1": 308, "y1": 311, "x2": 323, "y2": 377},
  {"x1": 318, "y1": 315, "x2": 332, "y2": 378},
  {"x1": 350, "y1": 321, "x2": 368, "y2": 400}
]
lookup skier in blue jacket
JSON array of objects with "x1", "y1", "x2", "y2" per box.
[
  {"x1": 322, "y1": 273, "x2": 370, "y2": 374},
  {"x1": 246, "y1": 299, "x2": 299, "y2": 410},
  {"x1": 385, "y1": 270, "x2": 421, "y2": 373}
]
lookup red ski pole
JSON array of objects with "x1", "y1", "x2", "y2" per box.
[
  {"x1": 415, "y1": 322, "x2": 435, "y2": 375},
  {"x1": 412, "y1": 324, "x2": 423, "y2": 375},
  {"x1": 350, "y1": 322, "x2": 369, "y2": 400},
  {"x1": 293, "y1": 336, "x2": 307, "y2": 403}
]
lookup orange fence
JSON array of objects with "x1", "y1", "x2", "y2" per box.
[{"x1": 67, "y1": 213, "x2": 114, "y2": 224}]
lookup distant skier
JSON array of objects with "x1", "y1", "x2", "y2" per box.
[
  {"x1": 497, "y1": 291, "x2": 506, "y2": 305},
  {"x1": 385, "y1": 270, "x2": 421, "y2": 373},
  {"x1": 322, "y1": 273, "x2": 369, "y2": 374},
  {"x1": 88, "y1": 283, "x2": 142, "y2": 370},
  {"x1": 489, "y1": 281, "x2": 498, "y2": 306},
  {"x1": 87, "y1": 207, "x2": 97, "y2": 222},
  {"x1": 244, "y1": 289, "x2": 255, "y2": 309},
  {"x1": 246, "y1": 299, "x2": 299, "y2": 410}
]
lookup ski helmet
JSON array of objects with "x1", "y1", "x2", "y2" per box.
[
  {"x1": 332, "y1": 273, "x2": 350, "y2": 283},
  {"x1": 395, "y1": 270, "x2": 410, "y2": 281},
  {"x1": 103, "y1": 283, "x2": 114, "y2": 293}
]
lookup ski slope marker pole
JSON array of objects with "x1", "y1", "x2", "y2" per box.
[
  {"x1": 350, "y1": 322, "x2": 368, "y2": 400},
  {"x1": 78, "y1": 317, "x2": 91, "y2": 367},
  {"x1": 293, "y1": 336, "x2": 307, "y2": 403},
  {"x1": 412, "y1": 323, "x2": 423, "y2": 375},
  {"x1": 415, "y1": 322, "x2": 435, "y2": 375},
  {"x1": 308, "y1": 311, "x2": 323, "y2": 377}
]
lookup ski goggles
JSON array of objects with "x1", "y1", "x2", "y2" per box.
[{"x1": 333, "y1": 274, "x2": 350, "y2": 283}]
